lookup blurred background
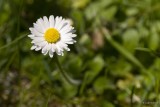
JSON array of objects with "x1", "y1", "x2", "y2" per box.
[{"x1": 0, "y1": 0, "x2": 160, "y2": 107}]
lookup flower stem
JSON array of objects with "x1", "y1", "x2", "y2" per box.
[
  {"x1": 0, "y1": 34, "x2": 27, "y2": 51},
  {"x1": 55, "y1": 54, "x2": 81, "y2": 86}
]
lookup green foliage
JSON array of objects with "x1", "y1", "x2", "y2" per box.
[{"x1": 0, "y1": 0, "x2": 160, "y2": 107}]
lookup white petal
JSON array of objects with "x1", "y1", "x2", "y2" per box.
[
  {"x1": 68, "y1": 29, "x2": 76, "y2": 33},
  {"x1": 71, "y1": 34, "x2": 77, "y2": 37},
  {"x1": 56, "y1": 50, "x2": 62, "y2": 56},
  {"x1": 32, "y1": 37, "x2": 45, "y2": 43},
  {"x1": 56, "y1": 41, "x2": 64, "y2": 48},
  {"x1": 55, "y1": 43, "x2": 63, "y2": 52},
  {"x1": 61, "y1": 43, "x2": 70, "y2": 51},
  {"x1": 54, "y1": 44, "x2": 63, "y2": 56},
  {"x1": 35, "y1": 46, "x2": 41, "y2": 51},
  {"x1": 49, "y1": 50, "x2": 54, "y2": 58},
  {"x1": 54, "y1": 16, "x2": 62, "y2": 29},
  {"x1": 61, "y1": 37, "x2": 74, "y2": 43},
  {"x1": 43, "y1": 50, "x2": 48, "y2": 55},
  {"x1": 59, "y1": 25, "x2": 72, "y2": 34},
  {"x1": 66, "y1": 48, "x2": 70, "y2": 51},
  {"x1": 29, "y1": 28, "x2": 43, "y2": 37},
  {"x1": 43, "y1": 16, "x2": 50, "y2": 30},
  {"x1": 28, "y1": 34, "x2": 35, "y2": 39},
  {"x1": 33, "y1": 23, "x2": 43, "y2": 33},
  {"x1": 58, "y1": 42, "x2": 70, "y2": 51},
  {"x1": 51, "y1": 44, "x2": 56, "y2": 52},
  {"x1": 46, "y1": 43, "x2": 52, "y2": 51},
  {"x1": 61, "y1": 34, "x2": 73, "y2": 40},
  {"x1": 36, "y1": 18, "x2": 45, "y2": 32},
  {"x1": 49, "y1": 15, "x2": 55, "y2": 28},
  {"x1": 32, "y1": 36, "x2": 44, "y2": 40},
  {"x1": 36, "y1": 41, "x2": 47, "y2": 47},
  {"x1": 56, "y1": 19, "x2": 66, "y2": 30},
  {"x1": 31, "y1": 45, "x2": 37, "y2": 50},
  {"x1": 59, "y1": 21, "x2": 68, "y2": 30},
  {"x1": 64, "y1": 41, "x2": 75, "y2": 44},
  {"x1": 42, "y1": 43, "x2": 48, "y2": 54}
]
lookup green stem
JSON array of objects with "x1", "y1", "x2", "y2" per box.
[
  {"x1": 102, "y1": 28, "x2": 145, "y2": 70},
  {"x1": 130, "y1": 86, "x2": 135, "y2": 107},
  {"x1": 135, "y1": 47, "x2": 152, "y2": 53},
  {"x1": 135, "y1": 47, "x2": 160, "y2": 57},
  {"x1": 55, "y1": 54, "x2": 81, "y2": 86},
  {"x1": 0, "y1": 34, "x2": 27, "y2": 51}
]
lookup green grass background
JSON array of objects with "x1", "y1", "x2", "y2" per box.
[{"x1": 0, "y1": 0, "x2": 160, "y2": 107}]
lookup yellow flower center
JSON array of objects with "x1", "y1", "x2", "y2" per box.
[{"x1": 44, "y1": 28, "x2": 60, "y2": 43}]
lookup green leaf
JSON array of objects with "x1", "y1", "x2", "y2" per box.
[
  {"x1": 61, "y1": 80, "x2": 78, "y2": 99},
  {"x1": 122, "y1": 29, "x2": 139, "y2": 53},
  {"x1": 100, "y1": 6, "x2": 117, "y2": 21},
  {"x1": 86, "y1": 55, "x2": 104, "y2": 84},
  {"x1": 126, "y1": 8, "x2": 139, "y2": 16},
  {"x1": 84, "y1": 0, "x2": 114, "y2": 20},
  {"x1": 102, "y1": 101, "x2": 114, "y2": 107},
  {"x1": 72, "y1": 0, "x2": 90, "y2": 9},
  {"x1": 79, "y1": 33, "x2": 91, "y2": 46},
  {"x1": 107, "y1": 58, "x2": 132, "y2": 76},
  {"x1": 93, "y1": 76, "x2": 107, "y2": 94},
  {"x1": 148, "y1": 27, "x2": 159, "y2": 51},
  {"x1": 67, "y1": 55, "x2": 83, "y2": 74},
  {"x1": 89, "y1": 55, "x2": 104, "y2": 72}
]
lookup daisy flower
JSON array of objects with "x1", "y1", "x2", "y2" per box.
[{"x1": 28, "y1": 15, "x2": 77, "y2": 58}]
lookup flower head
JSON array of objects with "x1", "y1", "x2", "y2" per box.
[{"x1": 28, "y1": 15, "x2": 77, "y2": 58}]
